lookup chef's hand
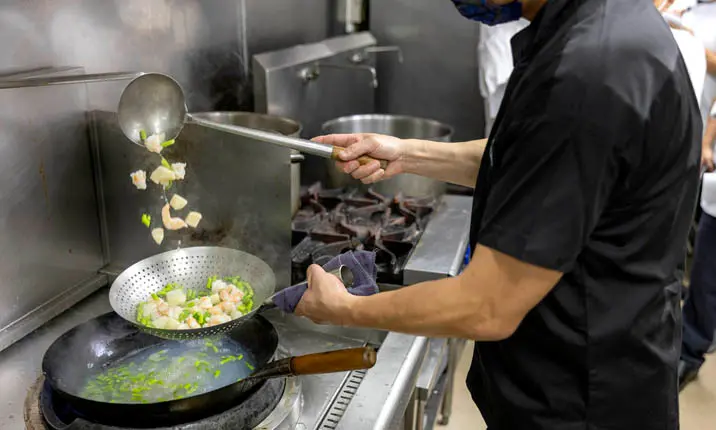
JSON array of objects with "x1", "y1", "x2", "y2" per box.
[
  {"x1": 702, "y1": 146, "x2": 715, "y2": 172},
  {"x1": 313, "y1": 133, "x2": 405, "y2": 184},
  {"x1": 295, "y1": 264, "x2": 356, "y2": 325}
]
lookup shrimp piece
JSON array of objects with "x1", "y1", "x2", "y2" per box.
[
  {"x1": 211, "y1": 280, "x2": 228, "y2": 294},
  {"x1": 157, "y1": 302, "x2": 170, "y2": 316},
  {"x1": 186, "y1": 317, "x2": 201, "y2": 329},
  {"x1": 144, "y1": 132, "x2": 165, "y2": 154},
  {"x1": 161, "y1": 203, "x2": 187, "y2": 231},
  {"x1": 210, "y1": 293, "x2": 221, "y2": 305},
  {"x1": 209, "y1": 305, "x2": 224, "y2": 316},
  {"x1": 169, "y1": 194, "x2": 188, "y2": 210},
  {"x1": 177, "y1": 323, "x2": 190, "y2": 330},
  {"x1": 198, "y1": 296, "x2": 213, "y2": 309},
  {"x1": 207, "y1": 314, "x2": 231, "y2": 326},
  {"x1": 130, "y1": 170, "x2": 147, "y2": 190},
  {"x1": 171, "y1": 163, "x2": 186, "y2": 180},
  {"x1": 219, "y1": 289, "x2": 232, "y2": 303},
  {"x1": 220, "y1": 301, "x2": 235, "y2": 313}
]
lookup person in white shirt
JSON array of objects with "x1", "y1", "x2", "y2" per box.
[
  {"x1": 680, "y1": 98, "x2": 716, "y2": 388},
  {"x1": 477, "y1": 20, "x2": 527, "y2": 136},
  {"x1": 669, "y1": 0, "x2": 716, "y2": 388}
]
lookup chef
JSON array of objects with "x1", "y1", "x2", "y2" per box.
[{"x1": 297, "y1": 0, "x2": 701, "y2": 429}]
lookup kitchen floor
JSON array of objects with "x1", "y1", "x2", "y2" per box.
[{"x1": 443, "y1": 342, "x2": 716, "y2": 430}]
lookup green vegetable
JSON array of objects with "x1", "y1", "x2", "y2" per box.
[
  {"x1": 161, "y1": 158, "x2": 171, "y2": 169},
  {"x1": 141, "y1": 213, "x2": 151, "y2": 228},
  {"x1": 245, "y1": 362, "x2": 254, "y2": 371},
  {"x1": 214, "y1": 370, "x2": 221, "y2": 379},
  {"x1": 161, "y1": 139, "x2": 176, "y2": 148},
  {"x1": 178, "y1": 310, "x2": 191, "y2": 322},
  {"x1": 205, "y1": 340, "x2": 219, "y2": 353},
  {"x1": 206, "y1": 275, "x2": 217, "y2": 290},
  {"x1": 220, "y1": 356, "x2": 236, "y2": 365},
  {"x1": 156, "y1": 283, "x2": 180, "y2": 298},
  {"x1": 186, "y1": 290, "x2": 196, "y2": 301},
  {"x1": 139, "y1": 130, "x2": 147, "y2": 141},
  {"x1": 151, "y1": 293, "x2": 159, "y2": 301}
]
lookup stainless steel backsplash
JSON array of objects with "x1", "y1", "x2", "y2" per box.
[{"x1": 0, "y1": 0, "x2": 329, "y2": 350}]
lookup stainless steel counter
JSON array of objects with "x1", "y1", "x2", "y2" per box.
[
  {"x1": 0, "y1": 288, "x2": 428, "y2": 430},
  {"x1": 404, "y1": 195, "x2": 472, "y2": 284}
]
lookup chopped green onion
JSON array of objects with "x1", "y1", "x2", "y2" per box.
[
  {"x1": 139, "y1": 130, "x2": 147, "y2": 141},
  {"x1": 141, "y1": 213, "x2": 151, "y2": 228},
  {"x1": 161, "y1": 158, "x2": 171, "y2": 169},
  {"x1": 245, "y1": 362, "x2": 254, "y2": 371},
  {"x1": 161, "y1": 139, "x2": 176, "y2": 148},
  {"x1": 206, "y1": 275, "x2": 217, "y2": 290}
]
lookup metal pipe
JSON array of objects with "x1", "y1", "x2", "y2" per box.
[
  {"x1": 0, "y1": 72, "x2": 144, "y2": 89},
  {"x1": 317, "y1": 63, "x2": 378, "y2": 88}
]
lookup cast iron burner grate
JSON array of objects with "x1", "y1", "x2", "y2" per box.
[
  {"x1": 291, "y1": 183, "x2": 438, "y2": 285},
  {"x1": 26, "y1": 376, "x2": 285, "y2": 430}
]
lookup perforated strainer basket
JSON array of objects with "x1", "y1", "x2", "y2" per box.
[{"x1": 109, "y1": 246, "x2": 276, "y2": 340}]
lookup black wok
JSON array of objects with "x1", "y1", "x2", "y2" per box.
[{"x1": 42, "y1": 312, "x2": 376, "y2": 427}]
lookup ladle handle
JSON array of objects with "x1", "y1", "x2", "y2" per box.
[
  {"x1": 331, "y1": 147, "x2": 389, "y2": 169},
  {"x1": 291, "y1": 347, "x2": 377, "y2": 375}
]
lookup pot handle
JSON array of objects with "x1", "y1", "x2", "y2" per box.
[{"x1": 291, "y1": 347, "x2": 377, "y2": 375}]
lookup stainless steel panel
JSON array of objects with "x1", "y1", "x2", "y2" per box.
[
  {"x1": 253, "y1": 32, "x2": 378, "y2": 185},
  {"x1": 0, "y1": 82, "x2": 105, "y2": 338},
  {"x1": 404, "y1": 195, "x2": 472, "y2": 284},
  {"x1": 94, "y1": 111, "x2": 292, "y2": 287},
  {"x1": 369, "y1": 0, "x2": 485, "y2": 141}
]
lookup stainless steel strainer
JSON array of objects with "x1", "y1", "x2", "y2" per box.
[{"x1": 109, "y1": 246, "x2": 276, "y2": 340}]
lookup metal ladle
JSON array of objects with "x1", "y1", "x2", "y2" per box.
[{"x1": 117, "y1": 73, "x2": 388, "y2": 169}]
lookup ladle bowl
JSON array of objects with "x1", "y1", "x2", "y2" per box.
[{"x1": 117, "y1": 73, "x2": 388, "y2": 168}]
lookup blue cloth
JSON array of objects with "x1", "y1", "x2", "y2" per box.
[
  {"x1": 682, "y1": 213, "x2": 716, "y2": 368},
  {"x1": 450, "y1": 0, "x2": 522, "y2": 26},
  {"x1": 273, "y1": 251, "x2": 379, "y2": 314}
]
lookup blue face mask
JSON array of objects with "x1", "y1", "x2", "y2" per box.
[{"x1": 450, "y1": 0, "x2": 523, "y2": 26}]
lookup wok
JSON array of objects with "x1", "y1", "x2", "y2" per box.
[{"x1": 42, "y1": 312, "x2": 375, "y2": 427}]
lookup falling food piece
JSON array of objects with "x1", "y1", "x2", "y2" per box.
[
  {"x1": 162, "y1": 203, "x2": 187, "y2": 230},
  {"x1": 141, "y1": 214, "x2": 151, "y2": 228},
  {"x1": 151, "y1": 228, "x2": 164, "y2": 245},
  {"x1": 130, "y1": 170, "x2": 147, "y2": 190},
  {"x1": 170, "y1": 194, "x2": 188, "y2": 210},
  {"x1": 144, "y1": 132, "x2": 165, "y2": 154},
  {"x1": 171, "y1": 163, "x2": 186, "y2": 180},
  {"x1": 185, "y1": 211, "x2": 203, "y2": 228},
  {"x1": 150, "y1": 166, "x2": 177, "y2": 186}
]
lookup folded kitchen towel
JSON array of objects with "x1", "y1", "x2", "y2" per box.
[{"x1": 273, "y1": 251, "x2": 379, "y2": 314}]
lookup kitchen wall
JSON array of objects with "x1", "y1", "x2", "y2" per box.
[
  {"x1": 0, "y1": 0, "x2": 330, "y2": 349},
  {"x1": 370, "y1": 0, "x2": 485, "y2": 141}
]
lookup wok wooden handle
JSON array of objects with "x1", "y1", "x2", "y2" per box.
[
  {"x1": 291, "y1": 347, "x2": 377, "y2": 375},
  {"x1": 331, "y1": 147, "x2": 389, "y2": 170}
]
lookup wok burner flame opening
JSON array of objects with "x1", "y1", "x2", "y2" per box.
[{"x1": 291, "y1": 183, "x2": 438, "y2": 285}]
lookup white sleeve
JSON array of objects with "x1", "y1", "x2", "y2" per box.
[{"x1": 711, "y1": 101, "x2": 716, "y2": 118}]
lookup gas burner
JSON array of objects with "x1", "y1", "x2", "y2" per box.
[
  {"x1": 292, "y1": 183, "x2": 439, "y2": 285},
  {"x1": 25, "y1": 376, "x2": 302, "y2": 430}
]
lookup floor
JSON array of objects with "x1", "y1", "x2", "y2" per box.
[{"x1": 443, "y1": 342, "x2": 716, "y2": 430}]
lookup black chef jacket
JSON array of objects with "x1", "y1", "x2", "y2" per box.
[{"x1": 467, "y1": 0, "x2": 702, "y2": 429}]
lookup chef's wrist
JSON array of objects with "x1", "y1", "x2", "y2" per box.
[{"x1": 400, "y1": 138, "x2": 433, "y2": 176}]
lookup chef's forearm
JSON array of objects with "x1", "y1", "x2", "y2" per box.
[
  {"x1": 705, "y1": 115, "x2": 716, "y2": 150},
  {"x1": 401, "y1": 138, "x2": 487, "y2": 188},
  {"x1": 707, "y1": 49, "x2": 716, "y2": 76},
  {"x1": 345, "y1": 276, "x2": 508, "y2": 340}
]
